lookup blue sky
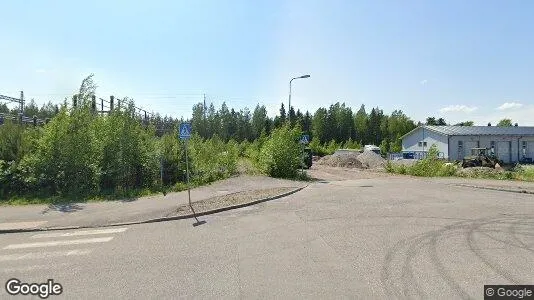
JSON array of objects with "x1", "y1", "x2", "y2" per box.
[{"x1": 2, "y1": 0, "x2": 533, "y2": 125}]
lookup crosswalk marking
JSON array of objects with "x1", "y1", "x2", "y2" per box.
[
  {"x1": 3, "y1": 237, "x2": 114, "y2": 250},
  {"x1": 0, "y1": 249, "x2": 92, "y2": 262},
  {"x1": 31, "y1": 227, "x2": 128, "y2": 239}
]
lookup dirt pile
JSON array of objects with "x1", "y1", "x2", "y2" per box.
[
  {"x1": 316, "y1": 152, "x2": 364, "y2": 168},
  {"x1": 357, "y1": 150, "x2": 386, "y2": 169}
]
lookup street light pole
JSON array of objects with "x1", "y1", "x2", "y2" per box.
[{"x1": 288, "y1": 75, "x2": 310, "y2": 124}]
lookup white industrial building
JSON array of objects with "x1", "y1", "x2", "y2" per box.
[{"x1": 401, "y1": 125, "x2": 534, "y2": 164}]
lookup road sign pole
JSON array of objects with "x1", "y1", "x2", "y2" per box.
[
  {"x1": 301, "y1": 144, "x2": 304, "y2": 175},
  {"x1": 185, "y1": 139, "x2": 191, "y2": 206},
  {"x1": 179, "y1": 122, "x2": 205, "y2": 226}
]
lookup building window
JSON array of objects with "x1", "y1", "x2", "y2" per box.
[
  {"x1": 490, "y1": 141, "x2": 495, "y2": 155},
  {"x1": 418, "y1": 141, "x2": 422, "y2": 147},
  {"x1": 458, "y1": 141, "x2": 463, "y2": 149},
  {"x1": 423, "y1": 142, "x2": 427, "y2": 147},
  {"x1": 522, "y1": 141, "x2": 527, "y2": 158}
]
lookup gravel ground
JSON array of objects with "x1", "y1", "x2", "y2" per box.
[
  {"x1": 173, "y1": 187, "x2": 295, "y2": 215},
  {"x1": 307, "y1": 165, "x2": 394, "y2": 181}
]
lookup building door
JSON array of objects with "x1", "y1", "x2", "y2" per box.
[
  {"x1": 497, "y1": 141, "x2": 511, "y2": 163},
  {"x1": 527, "y1": 142, "x2": 534, "y2": 160},
  {"x1": 457, "y1": 141, "x2": 464, "y2": 160}
]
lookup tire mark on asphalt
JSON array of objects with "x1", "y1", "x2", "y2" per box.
[
  {"x1": 509, "y1": 219, "x2": 534, "y2": 253},
  {"x1": 382, "y1": 219, "x2": 473, "y2": 299},
  {"x1": 382, "y1": 216, "x2": 534, "y2": 299},
  {"x1": 401, "y1": 234, "x2": 430, "y2": 299},
  {"x1": 466, "y1": 219, "x2": 521, "y2": 285},
  {"x1": 429, "y1": 229, "x2": 472, "y2": 300}
]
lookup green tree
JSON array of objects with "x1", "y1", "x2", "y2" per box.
[
  {"x1": 32, "y1": 106, "x2": 101, "y2": 195},
  {"x1": 354, "y1": 104, "x2": 368, "y2": 144},
  {"x1": 497, "y1": 118, "x2": 513, "y2": 127},
  {"x1": 426, "y1": 117, "x2": 447, "y2": 126},
  {"x1": 302, "y1": 111, "x2": 312, "y2": 136},
  {"x1": 312, "y1": 107, "x2": 328, "y2": 144},
  {"x1": 455, "y1": 121, "x2": 474, "y2": 126},
  {"x1": 78, "y1": 74, "x2": 98, "y2": 105},
  {"x1": 219, "y1": 102, "x2": 231, "y2": 141},
  {"x1": 191, "y1": 103, "x2": 206, "y2": 138},
  {"x1": 252, "y1": 104, "x2": 268, "y2": 139},
  {"x1": 367, "y1": 107, "x2": 383, "y2": 145},
  {"x1": 24, "y1": 99, "x2": 39, "y2": 118},
  {"x1": 259, "y1": 124, "x2": 302, "y2": 178}
]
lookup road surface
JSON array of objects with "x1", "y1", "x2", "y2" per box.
[{"x1": 0, "y1": 175, "x2": 533, "y2": 299}]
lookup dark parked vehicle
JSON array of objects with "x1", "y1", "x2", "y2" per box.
[{"x1": 303, "y1": 147, "x2": 313, "y2": 169}]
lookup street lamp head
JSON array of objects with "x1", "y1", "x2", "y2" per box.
[{"x1": 299, "y1": 75, "x2": 311, "y2": 78}]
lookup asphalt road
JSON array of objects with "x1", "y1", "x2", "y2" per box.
[{"x1": 0, "y1": 175, "x2": 533, "y2": 299}]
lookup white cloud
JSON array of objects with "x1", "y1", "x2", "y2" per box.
[
  {"x1": 419, "y1": 79, "x2": 428, "y2": 85},
  {"x1": 439, "y1": 105, "x2": 478, "y2": 113},
  {"x1": 496, "y1": 102, "x2": 523, "y2": 110}
]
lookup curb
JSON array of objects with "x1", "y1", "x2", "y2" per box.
[
  {"x1": 0, "y1": 185, "x2": 308, "y2": 234},
  {"x1": 454, "y1": 184, "x2": 534, "y2": 195}
]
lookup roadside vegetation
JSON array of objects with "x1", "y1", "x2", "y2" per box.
[
  {"x1": 5, "y1": 75, "x2": 478, "y2": 204},
  {"x1": 386, "y1": 145, "x2": 534, "y2": 182}
]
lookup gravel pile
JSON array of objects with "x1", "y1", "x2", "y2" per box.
[
  {"x1": 456, "y1": 167, "x2": 504, "y2": 177},
  {"x1": 316, "y1": 153, "x2": 364, "y2": 168},
  {"x1": 356, "y1": 150, "x2": 386, "y2": 169}
]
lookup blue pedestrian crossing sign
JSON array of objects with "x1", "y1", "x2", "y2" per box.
[
  {"x1": 299, "y1": 134, "x2": 310, "y2": 144},
  {"x1": 179, "y1": 123, "x2": 192, "y2": 140}
]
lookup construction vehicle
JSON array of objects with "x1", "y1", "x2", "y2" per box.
[{"x1": 461, "y1": 147, "x2": 503, "y2": 168}]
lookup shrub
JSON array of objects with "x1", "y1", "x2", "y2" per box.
[
  {"x1": 387, "y1": 144, "x2": 457, "y2": 177},
  {"x1": 31, "y1": 107, "x2": 101, "y2": 195},
  {"x1": 97, "y1": 108, "x2": 159, "y2": 190},
  {"x1": 159, "y1": 132, "x2": 186, "y2": 186},
  {"x1": 343, "y1": 138, "x2": 361, "y2": 150},
  {"x1": 244, "y1": 131, "x2": 267, "y2": 165},
  {"x1": 0, "y1": 120, "x2": 24, "y2": 162},
  {"x1": 325, "y1": 140, "x2": 341, "y2": 155},
  {"x1": 309, "y1": 138, "x2": 327, "y2": 156},
  {"x1": 259, "y1": 124, "x2": 301, "y2": 178},
  {"x1": 188, "y1": 134, "x2": 238, "y2": 184}
]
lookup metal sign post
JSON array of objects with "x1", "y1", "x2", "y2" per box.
[{"x1": 179, "y1": 123, "x2": 205, "y2": 226}]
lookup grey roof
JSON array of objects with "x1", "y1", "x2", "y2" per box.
[{"x1": 402, "y1": 125, "x2": 534, "y2": 138}]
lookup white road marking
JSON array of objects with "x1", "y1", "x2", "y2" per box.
[
  {"x1": 0, "y1": 249, "x2": 92, "y2": 262},
  {"x1": 31, "y1": 227, "x2": 128, "y2": 239},
  {"x1": 3, "y1": 237, "x2": 114, "y2": 249},
  {"x1": 0, "y1": 221, "x2": 48, "y2": 230}
]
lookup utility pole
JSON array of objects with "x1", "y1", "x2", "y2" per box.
[
  {"x1": 20, "y1": 91, "x2": 24, "y2": 114},
  {"x1": 203, "y1": 94, "x2": 207, "y2": 138}
]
